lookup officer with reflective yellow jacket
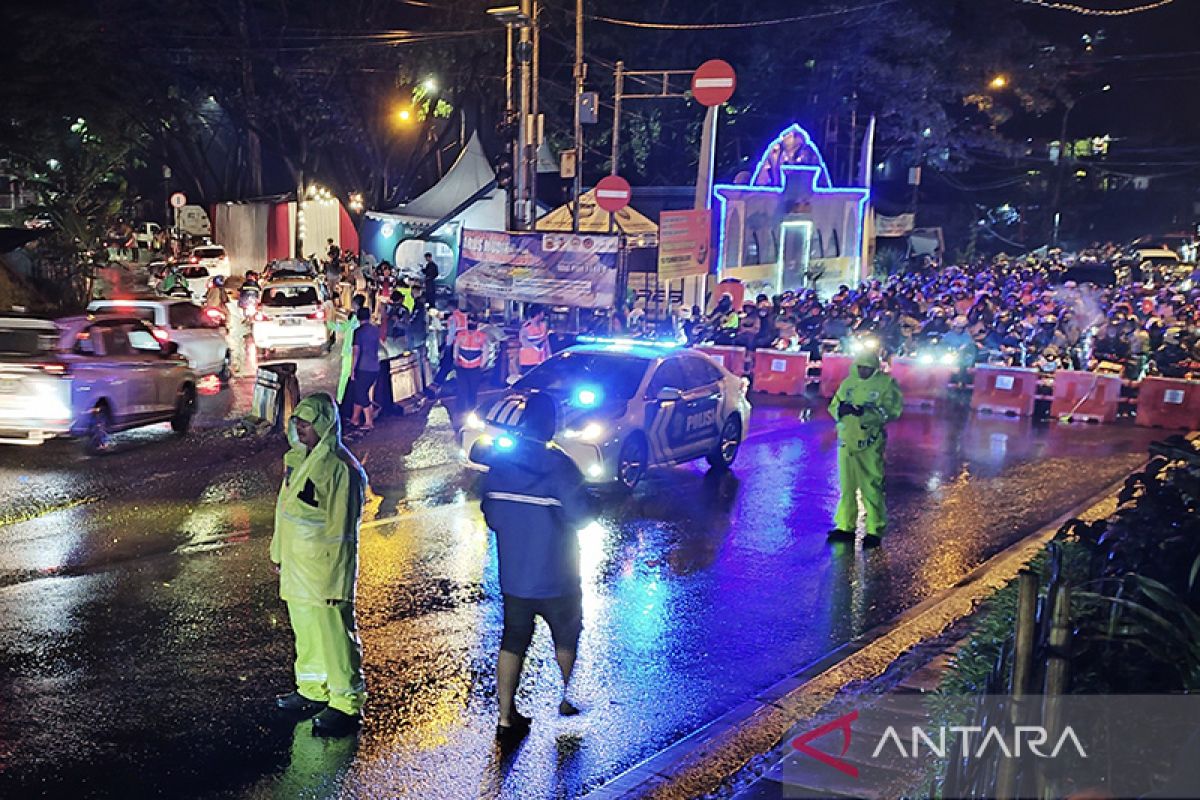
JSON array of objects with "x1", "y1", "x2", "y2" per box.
[
  {"x1": 827, "y1": 349, "x2": 903, "y2": 547},
  {"x1": 271, "y1": 393, "x2": 368, "y2": 737}
]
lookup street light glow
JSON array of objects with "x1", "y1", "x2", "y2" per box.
[
  {"x1": 989, "y1": 74, "x2": 1009, "y2": 90},
  {"x1": 422, "y1": 78, "x2": 437, "y2": 93},
  {"x1": 398, "y1": 108, "x2": 412, "y2": 122}
]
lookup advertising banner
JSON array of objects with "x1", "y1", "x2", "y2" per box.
[
  {"x1": 874, "y1": 212, "x2": 915, "y2": 237},
  {"x1": 657, "y1": 209, "x2": 712, "y2": 281},
  {"x1": 456, "y1": 229, "x2": 618, "y2": 308}
]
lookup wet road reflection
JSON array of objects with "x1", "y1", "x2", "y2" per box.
[{"x1": 0, "y1": 398, "x2": 1161, "y2": 799}]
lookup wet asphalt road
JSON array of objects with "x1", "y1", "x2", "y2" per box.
[{"x1": 0, "y1": 351, "x2": 1161, "y2": 799}]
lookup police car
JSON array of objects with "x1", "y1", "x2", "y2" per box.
[{"x1": 461, "y1": 338, "x2": 752, "y2": 490}]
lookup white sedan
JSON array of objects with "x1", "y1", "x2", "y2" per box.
[
  {"x1": 461, "y1": 338, "x2": 752, "y2": 490},
  {"x1": 252, "y1": 278, "x2": 335, "y2": 358}
]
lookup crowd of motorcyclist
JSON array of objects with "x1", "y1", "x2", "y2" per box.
[{"x1": 679, "y1": 257, "x2": 1200, "y2": 382}]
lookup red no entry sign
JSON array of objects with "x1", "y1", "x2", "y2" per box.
[
  {"x1": 594, "y1": 175, "x2": 631, "y2": 213},
  {"x1": 691, "y1": 59, "x2": 737, "y2": 107}
]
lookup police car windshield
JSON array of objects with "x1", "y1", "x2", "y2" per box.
[{"x1": 515, "y1": 351, "x2": 648, "y2": 401}]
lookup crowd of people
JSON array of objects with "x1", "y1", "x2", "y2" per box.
[{"x1": 669, "y1": 257, "x2": 1200, "y2": 381}]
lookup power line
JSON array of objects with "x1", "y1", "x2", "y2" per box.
[
  {"x1": 1013, "y1": 0, "x2": 1174, "y2": 16},
  {"x1": 587, "y1": 0, "x2": 898, "y2": 31}
]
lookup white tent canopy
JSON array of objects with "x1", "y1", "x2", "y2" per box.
[{"x1": 388, "y1": 132, "x2": 499, "y2": 225}]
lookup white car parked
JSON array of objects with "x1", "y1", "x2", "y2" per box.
[
  {"x1": 0, "y1": 314, "x2": 198, "y2": 452},
  {"x1": 252, "y1": 277, "x2": 335, "y2": 358},
  {"x1": 87, "y1": 297, "x2": 231, "y2": 379}
]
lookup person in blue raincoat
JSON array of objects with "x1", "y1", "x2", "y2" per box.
[{"x1": 271, "y1": 393, "x2": 369, "y2": 737}]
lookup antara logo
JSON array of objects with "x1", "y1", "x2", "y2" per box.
[{"x1": 790, "y1": 711, "x2": 1087, "y2": 778}]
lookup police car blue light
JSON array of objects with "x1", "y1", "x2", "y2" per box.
[
  {"x1": 494, "y1": 434, "x2": 516, "y2": 451},
  {"x1": 459, "y1": 342, "x2": 752, "y2": 491}
]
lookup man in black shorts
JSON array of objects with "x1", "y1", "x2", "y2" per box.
[{"x1": 478, "y1": 392, "x2": 589, "y2": 741}]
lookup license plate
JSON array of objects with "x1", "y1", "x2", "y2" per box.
[{"x1": 281, "y1": 318, "x2": 302, "y2": 326}]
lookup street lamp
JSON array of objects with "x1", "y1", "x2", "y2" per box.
[
  {"x1": 488, "y1": 3, "x2": 535, "y2": 231},
  {"x1": 989, "y1": 74, "x2": 1009, "y2": 90},
  {"x1": 397, "y1": 107, "x2": 412, "y2": 123},
  {"x1": 1050, "y1": 83, "x2": 1112, "y2": 246},
  {"x1": 422, "y1": 77, "x2": 437, "y2": 94}
]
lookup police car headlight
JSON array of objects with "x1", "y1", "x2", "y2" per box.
[
  {"x1": 564, "y1": 422, "x2": 605, "y2": 442},
  {"x1": 918, "y1": 352, "x2": 935, "y2": 365},
  {"x1": 939, "y1": 352, "x2": 957, "y2": 366},
  {"x1": 465, "y1": 411, "x2": 485, "y2": 430}
]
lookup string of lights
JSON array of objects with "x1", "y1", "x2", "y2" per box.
[
  {"x1": 1013, "y1": 0, "x2": 1174, "y2": 16},
  {"x1": 587, "y1": 0, "x2": 898, "y2": 31}
]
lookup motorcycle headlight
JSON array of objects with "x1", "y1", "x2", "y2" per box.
[
  {"x1": 465, "y1": 411, "x2": 485, "y2": 430},
  {"x1": 563, "y1": 422, "x2": 605, "y2": 442}
]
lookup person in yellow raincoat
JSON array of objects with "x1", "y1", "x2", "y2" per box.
[
  {"x1": 329, "y1": 295, "x2": 363, "y2": 409},
  {"x1": 827, "y1": 349, "x2": 903, "y2": 547},
  {"x1": 271, "y1": 393, "x2": 369, "y2": 737}
]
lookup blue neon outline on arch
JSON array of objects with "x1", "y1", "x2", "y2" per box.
[
  {"x1": 750, "y1": 124, "x2": 834, "y2": 189},
  {"x1": 713, "y1": 165, "x2": 870, "y2": 284}
]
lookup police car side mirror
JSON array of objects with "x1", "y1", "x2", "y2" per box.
[{"x1": 655, "y1": 387, "x2": 684, "y2": 403}]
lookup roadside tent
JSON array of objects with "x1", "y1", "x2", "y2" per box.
[
  {"x1": 535, "y1": 189, "x2": 658, "y2": 248},
  {"x1": 360, "y1": 133, "x2": 506, "y2": 281}
]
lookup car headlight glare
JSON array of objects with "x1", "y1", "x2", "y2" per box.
[
  {"x1": 564, "y1": 422, "x2": 605, "y2": 442},
  {"x1": 466, "y1": 411, "x2": 485, "y2": 430},
  {"x1": 917, "y1": 353, "x2": 935, "y2": 365},
  {"x1": 940, "y1": 352, "x2": 957, "y2": 366}
]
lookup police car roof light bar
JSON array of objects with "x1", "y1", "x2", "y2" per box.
[{"x1": 575, "y1": 335, "x2": 684, "y2": 350}]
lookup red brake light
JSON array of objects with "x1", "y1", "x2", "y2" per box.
[
  {"x1": 190, "y1": 255, "x2": 198, "y2": 263},
  {"x1": 254, "y1": 311, "x2": 267, "y2": 322},
  {"x1": 152, "y1": 327, "x2": 170, "y2": 343},
  {"x1": 40, "y1": 363, "x2": 68, "y2": 375},
  {"x1": 309, "y1": 308, "x2": 325, "y2": 321}
]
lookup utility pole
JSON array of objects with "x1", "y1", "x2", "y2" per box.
[
  {"x1": 237, "y1": 0, "x2": 262, "y2": 197},
  {"x1": 570, "y1": 0, "x2": 584, "y2": 233},
  {"x1": 610, "y1": 60, "x2": 624, "y2": 175},
  {"x1": 516, "y1": 0, "x2": 532, "y2": 230},
  {"x1": 530, "y1": 0, "x2": 540, "y2": 229}
]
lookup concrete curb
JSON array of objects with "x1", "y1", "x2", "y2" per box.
[{"x1": 583, "y1": 470, "x2": 1135, "y2": 800}]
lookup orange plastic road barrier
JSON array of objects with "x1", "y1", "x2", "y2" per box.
[
  {"x1": 697, "y1": 345, "x2": 748, "y2": 376},
  {"x1": 1135, "y1": 376, "x2": 1200, "y2": 429},
  {"x1": 889, "y1": 357, "x2": 953, "y2": 407},
  {"x1": 819, "y1": 354, "x2": 855, "y2": 399},
  {"x1": 1050, "y1": 371, "x2": 1122, "y2": 424},
  {"x1": 752, "y1": 349, "x2": 809, "y2": 395},
  {"x1": 970, "y1": 365, "x2": 1040, "y2": 417}
]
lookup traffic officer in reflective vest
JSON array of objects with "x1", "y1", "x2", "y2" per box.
[
  {"x1": 518, "y1": 305, "x2": 552, "y2": 374},
  {"x1": 827, "y1": 349, "x2": 903, "y2": 547},
  {"x1": 453, "y1": 316, "x2": 489, "y2": 415}
]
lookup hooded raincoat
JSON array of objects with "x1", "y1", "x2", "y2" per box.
[
  {"x1": 271, "y1": 393, "x2": 368, "y2": 713},
  {"x1": 828, "y1": 353, "x2": 903, "y2": 536}
]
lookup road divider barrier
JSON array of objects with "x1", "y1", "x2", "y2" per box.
[
  {"x1": 752, "y1": 349, "x2": 809, "y2": 396},
  {"x1": 698, "y1": 344, "x2": 749, "y2": 376},
  {"x1": 1050, "y1": 371, "x2": 1122, "y2": 424},
  {"x1": 818, "y1": 354, "x2": 854, "y2": 399},
  {"x1": 970, "y1": 365, "x2": 1039, "y2": 417},
  {"x1": 889, "y1": 357, "x2": 953, "y2": 407},
  {"x1": 1135, "y1": 376, "x2": 1200, "y2": 429},
  {"x1": 251, "y1": 362, "x2": 300, "y2": 431},
  {"x1": 382, "y1": 351, "x2": 428, "y2": 414}
]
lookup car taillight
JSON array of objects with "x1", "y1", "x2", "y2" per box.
[
  {"x1": 152, "y1": 327, "x2": 170, "y2": 343},
  {"x1": 39, "y1": 363, "x2": 69, "y2": 376},
  {"x1": 190, "y1": 256, "x2": 198, "y2": 263},
  {"x1": 309, "y1": 308, "x2": 325, "y2": 321},
  {"x1": 254, "y1": 311, "x2": 267, "y2": 322}
]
